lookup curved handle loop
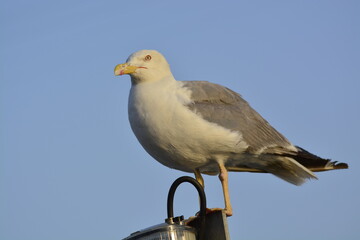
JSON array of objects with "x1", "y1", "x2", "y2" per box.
[{"x1": 167, "y1": 176, "x2": 206, "y2": 240}]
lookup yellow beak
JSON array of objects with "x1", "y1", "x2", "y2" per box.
[{"x1": 114, "y1": 63, "x2": 139, "y2": 76}]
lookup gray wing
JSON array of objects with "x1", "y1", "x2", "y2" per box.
[{"x1": 182, "y1": 81, "x2": 292, "y2": 153}]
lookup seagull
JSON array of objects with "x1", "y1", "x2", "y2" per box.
[{"x1": 114, "y1": 50, "x2": 348, "y2": 216}]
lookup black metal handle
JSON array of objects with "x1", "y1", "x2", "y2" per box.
[{"x1": 167, "y1": 176, "x2": 206, "y2": 240}]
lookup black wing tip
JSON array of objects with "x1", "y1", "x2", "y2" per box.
[
  {"x1": 293, "y1": 146, "x2": 349, "y2": 171},
  {"x1": 332, "y1": 161, "x2": 349, "y2": 169}
]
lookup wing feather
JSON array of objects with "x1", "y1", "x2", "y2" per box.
[{"x1": 182, "y1": 81, "x2": 292, "y2": 153}]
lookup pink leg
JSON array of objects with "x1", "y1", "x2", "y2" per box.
[
  {"x1": 194, "y1": 168, "x2": 204, "y2": 188},
  {"x1": 218, "y1": 163, "x2": 233, "y2": 216}
]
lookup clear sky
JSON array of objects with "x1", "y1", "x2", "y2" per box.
[{"x1": 1, "y1": 1, "x2": 359, "y2": 239}]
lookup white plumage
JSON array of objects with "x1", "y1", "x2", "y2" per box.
[
  {"x1": 114, "y1": 49, "x2": 348, "y2": 216},
  {"x1": 129, "y1": 77, "x2": 248, "y2": 172}
]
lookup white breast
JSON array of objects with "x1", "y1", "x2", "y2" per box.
[{"x1": 128, "y1": 78, "x2": 248, "y2": 172}]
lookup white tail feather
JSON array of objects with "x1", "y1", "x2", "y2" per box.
[{"x1": 265, "y1": 156, "x2": 317, "y2": 185}]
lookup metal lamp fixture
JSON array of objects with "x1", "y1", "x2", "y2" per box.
[{"x1": 122, "y1": 176, "x2": 206, "y2": 240}]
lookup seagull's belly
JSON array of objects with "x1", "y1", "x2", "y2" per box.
[{"x1": 128, "y1": 81, "x2": 247, "y2": 173}]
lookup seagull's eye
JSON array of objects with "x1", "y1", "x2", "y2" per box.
[{"x1": 144, "y1": 55, "x2": 152, "y2": 61}]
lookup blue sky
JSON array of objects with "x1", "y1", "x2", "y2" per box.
[{"x1": 1, "y1": 0, "x2": 359, "y2": 239}]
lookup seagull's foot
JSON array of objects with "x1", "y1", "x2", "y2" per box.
[
  {"x1": 224, "y1": 208, "x2": 233, "y2": 217},
  {"x1": 208, "y1": 207, "x2": 233, "y2": 217},
  {"x1": 196, "y1": 207, "x2": 233, "y2": 217}
]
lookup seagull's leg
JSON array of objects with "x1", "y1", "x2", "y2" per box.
[
  {"x1": 194, "y1": 168, "x2": 204, "y2": 188},
  {"x1": 218, "y1": 163, "x2": 233, "y2": 216},
  {"x1": 189, "y1": 169, "x2": 205, "y2": 220}
]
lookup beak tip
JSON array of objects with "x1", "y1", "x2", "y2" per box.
[
  {"x1": 114, "y1": 70, "x2": 124, "y2": 76},
  {"x1": 114, "y1": 63, "x2": 136, "y2": 76},
  {"x1": 114, "y1": 66, "x2": 121, "y2": 76}
]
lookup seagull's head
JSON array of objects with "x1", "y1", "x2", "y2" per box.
[{"x1": 114, "y1": 50, "x2": 173, "y2": 84}]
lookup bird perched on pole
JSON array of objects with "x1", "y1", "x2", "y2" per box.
[{"x1": 114, "y1": 50, "x2": 348, "y2": 216}]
